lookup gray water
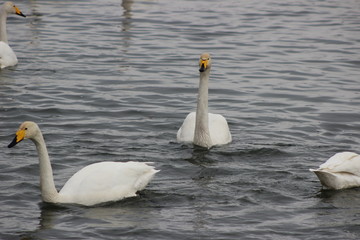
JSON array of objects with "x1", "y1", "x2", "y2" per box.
[{"x1": 1, "y1": 0, "x2": 360, "y2": 239}]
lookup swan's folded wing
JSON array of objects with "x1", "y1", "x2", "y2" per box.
[
  {"x1": 177, "y1": 112, "x2": 196, "y2": 142},
  {"x1": 59, "y1": 161, "x2": 158, "y2": 205},
  {"x1": 208, "y1": 113, "x2": 232, "y2": 145},
  {"x1": 0, "y1": 42, "x2": 18, "y2": 68},
  {"x1": 319, "y1": 152, "x2": 360, "y2": 176}
]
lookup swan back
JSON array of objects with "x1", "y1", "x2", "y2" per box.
[
  {"x1": 310, "y1": 152, "x2": 360, "y2": 190},
  {"x1": 318, "y1": 152, "x2": 360, "y2": 175},
  {"x1": 59, "y1": 161, "x2": 159, "y2": 206}
]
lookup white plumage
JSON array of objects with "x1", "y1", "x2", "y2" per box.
[
  {"x1": 0, "y1": 2, "x2": 26, "y2": 69},
  {"x1": 0, "y1": 41, "x2": 18, "y2": 68},
  {"x1": 177, "y1": 112, "x2": 231, "y2": 146},
  {"x1": 310, "y1": 152, "x2": 360, "y2": 190},
  {"x1": 177, "y1": 53, "x2": 232, "y2": 148},
  {"x1": 8, "y1": 121, "x2": 159, "y2": 206}
]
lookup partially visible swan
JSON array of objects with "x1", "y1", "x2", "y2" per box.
[
  {"x1": 177, "y1": 53, "x2": 232, "y2": 148},
  {"x1": 8, "y1": 121, "x2": 159, "y2": 206},
  {"x1": 0, "y1": 1, "x2": 25, "y2": 69},
  {"x1": 310, "y1": 152, "x2": 360, "y2": 190}
]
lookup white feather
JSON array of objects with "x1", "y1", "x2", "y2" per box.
[
  {"x1": 310, "y1": 152, "x2": 360, "y2": 190},
  {"x1": 0, "y1": 2, "x2": 25, "y2": 69},
  {"x1": 8, "y1": 121, "x2": 159, "y2": 206},
  {"x1": 0, "y1": 41, "x2": 18, "y2": 68},
  {"x1": 177, "y1": 112, "x2": 232, "y2": 146},
  {"x1": 177, "y1": 53, "x2": 232, "y2": 148}
]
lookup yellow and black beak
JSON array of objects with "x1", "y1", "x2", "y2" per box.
[
  {"x1": 15, "y1": 6, "x2": 26, "y2": 18},
  {"x1": 8, "y1": 129, "x2": 26, "y2": 148},
  {"x1": 199, "y1": 58, "x2": 208, "y2": 72}
]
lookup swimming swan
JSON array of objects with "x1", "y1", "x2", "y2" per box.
[
  {"x1": 8, "y1": 121, "x2": 159, "y2": 206},
  {"x1": 310, "y1": 152, "x2": 360, "y2": 190},
  {"x1": 0, "y1": 1, "x2": 25, "y2": 69},
  {"x1": 177, "y1": 53, "x2": 232, "y2": 148}
]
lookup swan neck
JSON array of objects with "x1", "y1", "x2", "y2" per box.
[
  {"x1": 32, "y1": 133, "x2": 59, "y2": 202},
  {"x1": 0, "y1": 7, "x2": 8, "y2": 43},
  {"x1": 194, "y1": 70, "x2": 212, "y2": 148}
]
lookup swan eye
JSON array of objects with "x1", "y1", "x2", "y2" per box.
[{"x1": 25, "y1": 128, "x2": 28, "y2": 130}]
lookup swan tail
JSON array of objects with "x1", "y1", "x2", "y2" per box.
[
  {"x1": 310, "y1": 169, "x2": 360, "y2": 190},
  {"x1": 310, "y1": 169, "x2": 341, "y2": 189}
]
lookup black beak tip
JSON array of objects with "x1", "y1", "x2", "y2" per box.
[
  {"x1": 8, "y1": 136, "x2": 19, "y2": 148},
  {"x1": 199, "y1": 64, "x2": 205, "y2": 72},
  {"x1": 17, "y1": 12, "x2": 26, "y2": 18}
]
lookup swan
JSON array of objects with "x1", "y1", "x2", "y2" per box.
[
  {"x1": 310, "y1": 152, "x2": 360, "y2": 190},
  {"x1": 8, "y1": 121, "x2": 159, "y2": 206},
  {"x1": 177, "y1": 53, "x2": 232, "y2": 148},
  {"x1": 0, "y1": 1, "x2": 25, "y2": 69}
]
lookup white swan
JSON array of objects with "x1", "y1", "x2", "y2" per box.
[
  {"x1": 8, "y1": 121, "x2": 159, "y2": 206},
  {"x1": 177, "y1": 53, "x2": 232, "y2": 148},
  {"x1": 0, "y1": 1, "x2": 25, "y2": 69},
  {"x1": 310, "y1": 152, "x2": 360, "y2": 190}
]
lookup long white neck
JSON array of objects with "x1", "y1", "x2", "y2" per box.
[
  {"x1": 32, "y1": 133, "x2": 59, "y2": 203},
  {"x1": 194, "y1": 69, "x2": 213, "y2": 148},
  {"x1": 0, "y1": 6, "x2": 8, "y2": 43}
]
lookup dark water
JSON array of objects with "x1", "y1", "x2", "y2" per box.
[{"x1": 1, "y1": 0, "x2": 360, "y2": 239}]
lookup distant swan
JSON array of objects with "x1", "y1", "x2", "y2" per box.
[
  {"x1": 310, "y1": 152, "x2": 360, "y2": 190},
  {"x1": 0, "y1": 1, "x2": 26, "y2": 69},
  {"x1": 8, "y1": 121, "x2": 159, "y2": 206},
  {"x1": 177, "y1": 53, "x2": 232, "y2": 148}
]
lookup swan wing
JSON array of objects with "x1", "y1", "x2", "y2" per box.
[
  {"x1": 318, "y1": 152, "x2": 360, "y2": 176},
  {"x1": 59, "y1": 161, "x2": 158, "y2": 206},
  {"x1": 177, "y1": 112, "x2": 232, "y2": 146},
  {"x1": 177, "y1": 112, "x2": 196, "y2": 142},
  {"x1": 208, "y1": 113, "x2": 232, "y2": 145},
  {"x1": 0, "y1": 42, "x2": 18, "y2": 68}
]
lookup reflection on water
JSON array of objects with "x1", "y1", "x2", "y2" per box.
[
  {"x1": 317, "y1": 189, "x2": 360, "y2": 209},
  {"x1": 314, "y1": 189, "x2": 360, "y2": 238},
  {"x1": 119, "y1": 0, "x2": 133, "y2": 58}
]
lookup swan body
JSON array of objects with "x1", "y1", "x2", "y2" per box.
[
  {"x1": 177, "y1": 112, "x2": 231, "y2": 146},
  {"x1": 310, "y1": 152, "x2": 360, "y2": 190},
  {"x1": 8, "y1": 121, "x2": 159, "y2": 206},
  {"x1": 0, "y1": 2, "x2": 25, "y2": 69},
  {"x1": 177, "y1": 53, "x2": 232, "y2": 148}
]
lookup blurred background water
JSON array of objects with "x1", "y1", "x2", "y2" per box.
[{"x1": 1, "y1": 0, "x2": 360, "y2": 239}]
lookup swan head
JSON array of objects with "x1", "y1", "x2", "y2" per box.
[
  {"x1": 8, "y1": 121, "x2": 40, "y2": 148},
  {"x1": 199, "y1": 53, "x2": 212, "y2": 72},
  {"x1": 2, "y1": 1, "x2": 26, "y2": 17}
]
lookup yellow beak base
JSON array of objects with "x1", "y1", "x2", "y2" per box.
[
  {"x1": 8, "y1": 129, "x2": 25, "y2": 148},
  {"x1": 15, "y1": 7, "x2": 26, "y2": 17},
  {"x1": 199, "y1": 59, "x2": 208, "y2": 72}
]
